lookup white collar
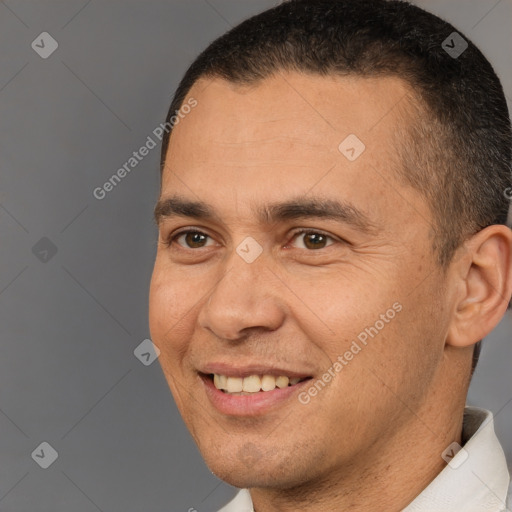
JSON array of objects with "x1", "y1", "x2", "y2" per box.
[{"x1": 218, "y1": 407, "x2": 511, "y2": 512}]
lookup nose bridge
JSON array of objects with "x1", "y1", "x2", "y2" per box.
[{"x1": 198, "y1": 245, "x2": 284, "y2": 340}]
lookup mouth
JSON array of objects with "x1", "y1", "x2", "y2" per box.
[{"x1": 198, "y1": 371, "x2": 314, "y2": 416}]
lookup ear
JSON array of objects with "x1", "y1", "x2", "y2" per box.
[{"x1": 446, "y1": 224, "x2": 512, "y2": 348}]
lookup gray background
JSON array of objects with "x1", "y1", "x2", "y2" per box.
[{"x1": 0, "y1": 1, "x2": 510, "y2": 510}]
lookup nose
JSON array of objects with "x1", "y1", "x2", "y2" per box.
[{"x1": 197, "y1": 250, "x2": 286, "y2": 341}]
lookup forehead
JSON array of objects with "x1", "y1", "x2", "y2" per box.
[
  {"x1": 164, "y1": 72, "x2": 412, "y2": 172},
  {"x1": 160, "y1": 72, "x2": 428, "y2": 231}
]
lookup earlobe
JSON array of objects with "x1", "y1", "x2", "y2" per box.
[{"x1": 446, "y1": 225, "x2": 512, "y2": 348}]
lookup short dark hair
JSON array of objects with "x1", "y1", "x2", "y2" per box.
[{"x1": 159, "y1": 0, "x2": 512, "y2": 370}]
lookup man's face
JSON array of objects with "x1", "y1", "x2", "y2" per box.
[{"x1": 149, "y1": 73, "x2": 452, "y2": 489}]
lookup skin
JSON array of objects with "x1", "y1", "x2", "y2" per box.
[{"x1": 148, "y1": 72, "x2": 512, "y2": 511}]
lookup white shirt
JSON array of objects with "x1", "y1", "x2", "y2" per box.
[{"x1": 218, "y1": 407, "x2": 511, "y2": 512}]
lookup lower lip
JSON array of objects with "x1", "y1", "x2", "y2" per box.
[{"x1": 200, "y1": 374, "x2": 312, "y2": 416}]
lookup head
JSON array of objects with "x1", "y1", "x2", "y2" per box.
[{"x1": 149, "y1": 0, "x2": 512, "y2": 494}]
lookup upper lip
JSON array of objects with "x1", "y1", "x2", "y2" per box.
[{"x1": 199, "y1": 362, "x2": 313, "y2": 379}]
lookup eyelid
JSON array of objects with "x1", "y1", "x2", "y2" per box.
[{"x1": 289, "y1": 228, "x2": 338, "y2": 240}]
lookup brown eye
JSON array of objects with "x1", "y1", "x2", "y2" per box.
[
  {"x1": 169, "y1": 230, "x2": 214, "y2": 249},
  {"x1": 290, "y1": 230, "x2": 335, "y2": 250}
]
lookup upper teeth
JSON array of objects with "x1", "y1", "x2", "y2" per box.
[{"x1": 213, "y1": 374, "x2": 303, "y2": 393}]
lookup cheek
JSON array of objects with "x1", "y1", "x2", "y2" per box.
[
  {"x1": 354, "y1": 295, "x2": 443, "y2": 406},
  {"x1": 296, "y1": 274, "x2": 396, "y2": 354},
  {"x1": 148, "y1": 268, "x2": 196, "y2": 414},
  {"x1": 307, "y1": 264, "x2": 439, "y2": 395},
  {"x1": 148, "y1": 264, "x2": 196, "y2": 361}
]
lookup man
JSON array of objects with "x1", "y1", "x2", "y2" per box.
[{"x1": 148, "y1": 0, "x2": 512, "y2": 510}]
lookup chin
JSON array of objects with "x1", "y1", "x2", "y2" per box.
[
  {"x1": 210, "y1": 467, "x2": 270, "y2": 489},
  {"x1": 202, "y1": 445, "x2": 304, "y2": 490}
]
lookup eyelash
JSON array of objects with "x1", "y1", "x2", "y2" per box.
[{"x1": 163, "y1": 228, "x2": 339, "y2": 251}]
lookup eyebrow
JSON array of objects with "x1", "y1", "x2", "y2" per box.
[{"x1": 153, "y1": 194, "x2": 379, "y2": 235}]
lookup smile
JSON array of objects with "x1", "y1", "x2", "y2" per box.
[{"x1": 199, "y1": 372, "x2": 313, "y2": 416}]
